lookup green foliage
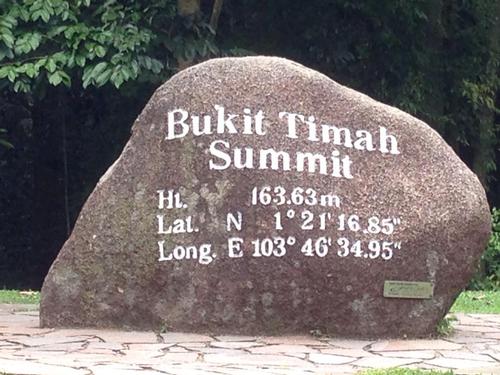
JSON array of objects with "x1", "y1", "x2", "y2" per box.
[
  {"x1": 452, "y1": 291, "x2": 500, "y2": 314},
  {"x1": 0, "y1": 128, "x2": 13, "y2": 149},
  {"x1": 0, "y1": 289, "x2": 40, "y2": 304},
  {"x1": 470, "y1": 208, "x2": 500, "y2": 290},
  {"x1": 436, "y1": 315, "x2": 457, "y2": 337},
  {"x1": 0, "y1": 0, "x2": 220, "y2": 92}
]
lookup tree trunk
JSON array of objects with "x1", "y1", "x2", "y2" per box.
[
  {"x1": 177, "y1": 0, "x2": 200, "y2": 17},
  {"x1": 210, "y1": 0, "x2": 224, "y2": 33}
]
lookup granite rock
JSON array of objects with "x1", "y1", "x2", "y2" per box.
[{"x1": 40, "y1": 56, "x2": 491, "y2": 338}]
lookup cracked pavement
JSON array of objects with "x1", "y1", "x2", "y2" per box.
[{"x1": 1, "y1": 304, "x2": 500, "y2": 374}]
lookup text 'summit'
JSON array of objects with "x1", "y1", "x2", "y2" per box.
[{"x1": 165, "y1": 105, "x2": 400, "y2": 179}]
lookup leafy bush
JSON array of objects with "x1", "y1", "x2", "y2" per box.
[
  {"x1": 469, "y1": 208, "x2": 500, "y2": 290},
  {"x1": 0, "y1": 0, "x2": 220, "y2": 92}
]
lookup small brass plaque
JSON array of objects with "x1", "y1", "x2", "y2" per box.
[{"x1": 384, "y1": 280, "x2": 434, "y2": 299}]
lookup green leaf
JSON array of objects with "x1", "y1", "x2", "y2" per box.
[
  {"x1": 30, "y1": 32, "x2": 41, "y2": 49},
  {"x1": 31, "y1": 10, "x2": 43, "y2": 21},
  {"x1": 0, "y1": 66, "x2": 9, "y2": 79},
  {"x1": 13, "y1": 80, "x2": 30, "y2": 93},
  {"x1": 95, "y1": 67, "x2": 111, "y2": 86},
  {"x1": 150, "y1": 59, "x2": 163, "y2": 74},
  {"x1": 25, "y1": 63, "x2": 37, "y2": 78},
  {"x1": 47, "y1": 26, "x2": 66, "y2": 38},
  {"x1": 95, "y1": 45, "x2": 106, "y2": 58},
  {"x1": 45, "y1": 59, "x2": 57, "y2": 73},
  {"x1": 75, "y1": 55, "x2": 86, "y2": 67},
  {"x1": 0, "y1": 138, "x2": 14, "y2": 149},
  {"x1": 110, "y1": 70, "x2": 124, "y2": 88},
  {"x1": 40, "y1": 9, "x2": 50, "y2": 23},
  {"x1": 7, "y1": 68, "x2": 16, "y2": 82},
  {"x1": 82, "y1": 66, "x2": 93, "y2": 88},
  {"x1": 91, "y1": 61, "x2": 108, "y2": 77},
  {"x1": 48, "y1": 71, "x2": 62, "y2": 86},
  {"x1": 0, "y1": 15, "x2": 17, "y2": 28},
  {"x1": 35, "y1": 58, "x2": 47, "y2": 69},
  {"x1": 58, "y1": 71, "x2": 71, "y2": 86},
  {"x1": 1, "y1": 33, "x2": 14, "y2": 49}
]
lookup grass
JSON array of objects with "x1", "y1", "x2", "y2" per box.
[
  {"x1": 0, "y1": 289, "x2": 40, "y2": 304},
  {"x1": 436, "y1": 315, "x2": 457, "y2": 336},
  {"x1": 450, "y1": 290, "x2": 500, "y2": 314},
  {"x1": 358, "y1": 369, "x2": 453, "y2": 375}
]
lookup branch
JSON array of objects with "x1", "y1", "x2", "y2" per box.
[
  {"x1": 0, "y1": 55, "x2": 50, "y2": 68},
  {"x1": 209, "y1": 0, "x2": 224, "y2": 33}
]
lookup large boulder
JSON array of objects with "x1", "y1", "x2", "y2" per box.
[{"x1": 40, "y1": 56, "x2": 491, "y2": 338}]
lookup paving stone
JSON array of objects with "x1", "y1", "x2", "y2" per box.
[
  {"x1": 0, "y1": 357, "x2": 87, "y2": 375},
  {"x1": 0, "y1": 304, "x2": 38, "y2": 313},
  {"x1": 0, "y1": 313, "x2": 38, "y2": 325},
  {"x1": 438, "y1": 350, "x2": 497, "y2": 362},
  {"x1": 480, "y1": 349, "x2": 500, "y2": 362},
  {"x1": 485, "y1": 332, "x2": 500, "y2": 339},
  {"x1": 6, "y1": 334, "x2": 92, "y2": 347},
  {"x1": 455, "y1": 367, "x2": 500, "y2": 375},
  {"x1": 259, "y1": 335, "x2": 327, "y2": 346},
  {"x1": 0, "y1": 327, "x2": 53, "y2": 335},
  {"x1": 319, "y1": 348, "x2": 372, "y2": 358},
  {"x1": 162, "y1": 332, "x2": 213, "y2": 343},
  {"x1": 406, "y1": 363, "x2": 454, "y2": 371},
  {"x1": 470, "y1": 314, "x2": 500, "y2": 322},
  {"x1": 176, "y1": 342, "x2": 207, "y2": 348},
  {"x1": 153, "y1": 364, "x2": 226, "y2": 375},
  {"x1": 328, "y1": 339, "x2": 372, "y2": 349},
  {"x1": 200, "y1": 365, "x2": 310, "y2": 375},
  {"x1": 0, "y1": 307, "x2": 500, "y2": 375},
  {"x1": 204, "y1": 353, "x2": 313, "y2": 367},
  {"x1": 211, "y1": 341, "x2": 262, "y2": 349},
  {"x1": 248, "y1": 344, "x2": 317, "y2": 354},
  {"x1": 85, "y1": 341, "x2": 125, "y2": 351},
  {"x1": 15, "y1": 311, "x2": 39, "y2": 317},
  {"x1": 126, "y1": 343, "x2": 173, "y2": 351},
  {"x1": 283, "y1": 352, "x2": 307, "y2": 359},
  {"x1": 0, "y1": 349, "x2": 29, "y2": 360},
  {"x1": 198, "y1": 347, "x2": 247, "y2": 355},
  {"x1": 370, "y1": 339, "x2": 463, "y2": 351},
  {"x1": 160, "y1": 352, "x2": 200, "y2": 363},
  {"x1": 480, "y1": 315, "x2": 500, "y2": 324},
  {"x1": 465, "y1": 342, "x2": 495, "y2": 352},
  {"x1": 453, "y1": 314, "x2": 493, "y2": 326},
  {"x1": 91, "y1": 330, "x2": 158, "y2": 343},
  {"x1": 115, "y1": 349, "x2": 167, "y2": 365},
  {"x1": 353, "y1": 356, "x2": 420, "y2": 368},
  {"x1": 272, "y1": 366, "x2": 330, "y2": 375},
  {"x1": 448, "y1": 333, "x2": 496, "y2": 344},
  {"x1": 308, "y1": 353, "x2": 356, "y2": 365},
  {"x1": 36, "y1": 351, "x2": 120, "y2": 365},
  {"x1": 214, "y1": 335, "x2": 258, "y2": 342},
  {"x1": 377, "y1": 350, "x2": 436, "y2": 360},
  {"x1": 90, "y1": 364, "x2": 158, "y2": 375},
  {"x1": 165, "y1": 346, "x2": 191, "y2": 353},
  {"x1": 426, "y1": 357, "x2": 498, "y2": 369},
  {"x1": 454, "y1": 324, "x2": 500, "y2": 333}
]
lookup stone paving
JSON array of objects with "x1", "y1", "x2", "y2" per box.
[{"x1": 1, "y1": 305, "x2": 500, "y2": 374}]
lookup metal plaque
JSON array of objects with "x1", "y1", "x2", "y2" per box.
[{"x1": 383, "y1": 280, "x2": 434, "y2": 299}]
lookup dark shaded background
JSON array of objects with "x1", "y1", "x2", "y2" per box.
[{"x1": 1, "y1": 0, "x2": 499, "y2": 289}]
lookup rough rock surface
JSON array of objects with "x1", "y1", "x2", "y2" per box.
[{"x1": 40, "y1": 56, "x2": 491, "y2": 338}]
